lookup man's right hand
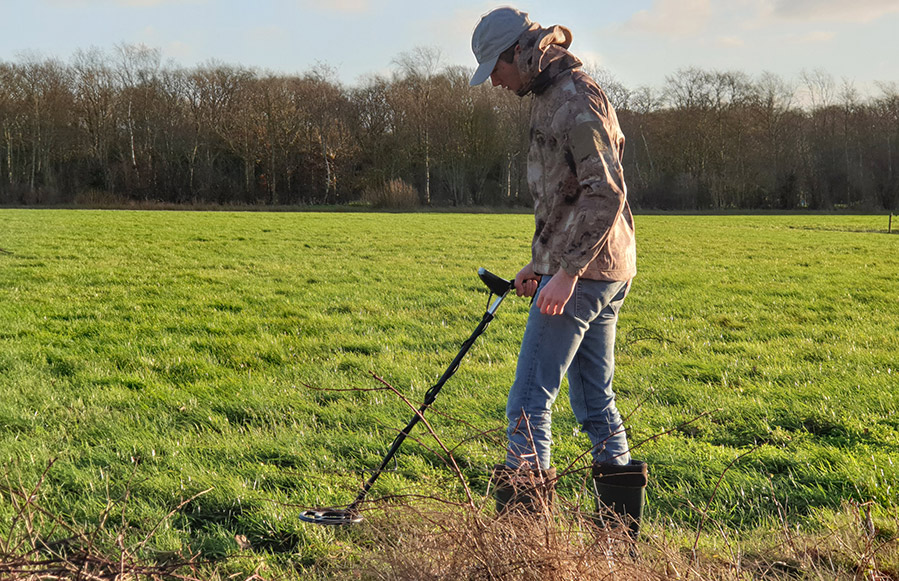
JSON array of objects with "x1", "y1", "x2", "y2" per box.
[{"x1": 514, "y1": 263, "x2": 540, "y2": 297}]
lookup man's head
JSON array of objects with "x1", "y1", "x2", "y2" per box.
[{"x1": 469, "y1": 7, "x2": 531, "y2": 88}]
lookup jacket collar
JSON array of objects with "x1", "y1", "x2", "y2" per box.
[{"x1": 516, "y1": 24, "x2": 582, "y2": 97}]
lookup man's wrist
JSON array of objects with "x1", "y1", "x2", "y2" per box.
[
  {"x1": 558, "y1": 260, "x2": 582, "y2": 279},
  {"x1": 553, "y1": 270, "x2": 579, "y2": 285}
]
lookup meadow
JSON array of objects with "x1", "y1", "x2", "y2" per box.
[{"x1": 0, "y1": 209, "x2": 897, "y2": 579}]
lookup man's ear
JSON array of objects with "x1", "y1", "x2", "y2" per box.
[{"x1": 512, "y1": 43, "x2": 522, "y2": 65}]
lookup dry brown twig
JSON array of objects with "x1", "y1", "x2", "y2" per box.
[
  {"x1": 0, "y1": 459, "x2": 208, "y2": 581},
  {"x1": 690, "y1": 443, "x2": 763, "y2": 563},
  {"x1": 299, "y1": 374, "x2": 899, "y2": 580},
  {"x1": 367, "y1": 371, "x2": 475, "y2": 509}
]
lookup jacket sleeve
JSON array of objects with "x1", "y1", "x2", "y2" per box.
[{"x1": 557, "y1": 91, "x2": 628, "y2": 277}]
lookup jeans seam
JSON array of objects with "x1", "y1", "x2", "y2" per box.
[{"x1": 508, "y1": 293, "x2": 548, "y2": 449}]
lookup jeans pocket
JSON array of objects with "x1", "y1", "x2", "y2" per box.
[{"x1": 573, "y1": 280, "x2": 600, "y2": 322}]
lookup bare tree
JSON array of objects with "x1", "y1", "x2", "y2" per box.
[
  {"x1": 752, "y1": 72, "x2": 799, "y2": 207},
  {"x1": 875, "y1": 82, "x2": 899, "y2": 209},
  {"x1": 113, "y1": 44, "x2": 161, "y2": 195},
  {"x1": 799, "y1": 69, "x2": 841, "y2": 208},
  {"x1": 300, "y1": 64, "x2": 352, "y2": 203},
  {"x1": 10, "y1": 54, "x2": 73, "y2": 201},
  {"x1": 348, "y1": 74, "x2": 403, "y2": 192},
  {"x1": 0, "y1": 62, "x2": 23, "y2": 195},
  {"x1": 182, "y1": 62, "x2": 245, "y2": 200},
  {"x1": 393, "y1": 46, "x2": 443, "y2": 205},
  {"x1": 1, "y1": 45, "x2": 897, "y2": 212},
  {"x1": 800, "y1": 68, "x2": 836, "y2": 111},
  {"x1": 582, "y1": 62, "x2": 632, "y2": 111},
  {"x1": 71, "y1": 48, "x2": 118, "y2": 193},
  {"x1": 205, "y1": 64, "x2": 260, "y2": 198}
]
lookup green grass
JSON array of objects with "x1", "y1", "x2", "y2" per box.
[{"x1": 0, "y1": 210, "x2": 897, "y2": 576}]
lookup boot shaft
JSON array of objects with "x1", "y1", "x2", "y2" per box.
[
  {"x1": 491, "y1": 464, "x2": 557, "y2": 515},
  {"x1": 591, "y1": 460, "x2": 648, "y2": 538}
]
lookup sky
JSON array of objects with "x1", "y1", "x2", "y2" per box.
[{"x1": 1, "y1": 0, "x2": 898, "y2": 96}]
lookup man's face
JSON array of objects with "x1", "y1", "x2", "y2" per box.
[{"x1": 490, "y1": 47, "x2": 523, "y2": 92}]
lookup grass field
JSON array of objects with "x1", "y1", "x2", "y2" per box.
[{"x1": 0, "y1": 209, "x2": 897, "y2": 578}]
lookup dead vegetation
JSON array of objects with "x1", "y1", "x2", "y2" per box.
[
  {"x1": 0, "y1": 460, "x2": 206, "y2": 581},
  {"x1": 347, "y1": 502, "x2": 652, "y2": 580},
  {"x1": 334, "y1": 496, "x2": 899, "y2": 581},
  {"x1": 1, "y1": 459, "x2": 897, "y2": 580}
]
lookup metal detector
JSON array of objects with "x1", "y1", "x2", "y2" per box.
[{"x1": 299, "y1": 268, "x2": 515, "y2": 526}]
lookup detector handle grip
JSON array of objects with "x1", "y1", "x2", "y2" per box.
[{"x1": 478, "y1": 267, "x2": 514, "y2": 297}]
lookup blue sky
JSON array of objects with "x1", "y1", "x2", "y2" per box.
[{"x1": 2, "y1": 0, "x2": 897, "y2": 94}]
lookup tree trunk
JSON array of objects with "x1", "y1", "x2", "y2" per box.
[
  {"x1": 129, "y1": 101, "x2": 141, "y2": 193},
  {"x1": 505, "y1": 153, "x2": 512, "y2": 200},
  {"x1": 188, "y1": 141, "x2": 198, "y2": 198},
  {"x1": 320, "y1": 132, "x2": 331, "y2": 203},
  {"x1": 424, "y1": 127, "x2": 431, "y2": 205},
  {"x1": 5, "y1": 126, "x2": 11, "y2": 186},
  {"x1": 269, "y1": 145, "x2": 278, "y2": 205},
  {"x1": 29, "y1": 121, "x2": 37, "y2": 193}
]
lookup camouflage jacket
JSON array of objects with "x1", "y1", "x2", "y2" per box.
[{"x1": 517, "y1": 24, "x2": 636, "y2": 281}]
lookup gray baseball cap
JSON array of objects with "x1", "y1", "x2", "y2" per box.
[{"x1": 469, "y1": 7, "x2": 532, "y2": 86}]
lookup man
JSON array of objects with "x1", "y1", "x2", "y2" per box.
[{"x1": 470, "y1": 7, "x2": 647, "y2": 535}]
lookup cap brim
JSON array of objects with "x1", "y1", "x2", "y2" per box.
[{"x1": 470, "y1": 56, "x2": 498, "y2": 86}]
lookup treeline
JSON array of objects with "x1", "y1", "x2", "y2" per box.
[{"x1": 1, "y1": 45, "x2": 897, "y2": 210}]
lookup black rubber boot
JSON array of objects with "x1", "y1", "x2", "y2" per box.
[
  {"x1": 591, "y1": 460, "x2": 648, "y2": 538},
  {"x1": 491, "y1": 464, "x2": 557, "y2": 516}
]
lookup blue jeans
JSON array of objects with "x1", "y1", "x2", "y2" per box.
[{"x1": 506, "y1": 276, "x2": 631, "y2": 470}]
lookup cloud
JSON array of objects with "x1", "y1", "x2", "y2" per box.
[
  {"x1": 787, "y1": 30, "x2": 836, "y2": 44},
  {"x1": 117, "y1": 0, "x2": 190, "y2": 5},
  {"x1": 620, "y1": 0, "x2": 713, "y2": 39},
  {"x1": 715, "y1": 36, "x2": 745, "y2": 47},
  {"x1": 576, "y1": 49, "x2": 607, "y2": 69},
  {"x1": 296, "y1": 0, "x2": 369, "y2": 14},
  {"x1": 418, "y1": 7, "x2": 484, "y2": 73},
  {"x1": 44, "y1": 0, "x2": 206, "y2": 5},
  {"x1": 442, "y1": 8, "x2": 481, "y2": 48},
  {"x1": 164, "y1": 40, "x2": 194, "y2": 60},
  {"x1": 765, "y1": 0, "x2": 899, "y2": 23}
]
